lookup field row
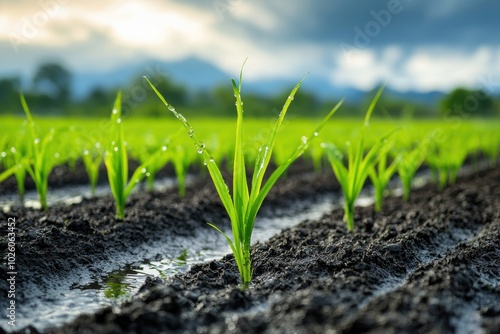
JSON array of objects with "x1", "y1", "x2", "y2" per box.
[{"x1": 1, "y1": 85, "x2": 499, "y2": 287}]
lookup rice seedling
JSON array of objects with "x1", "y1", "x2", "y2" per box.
[
  {"x1": 104, "y1": 92, "x2": 169, "y2": 219},
  {"x1": 369, "y1": 141, "x2": 400, "y2": 212},
  {"x1": 145, "y1": 69, "x2": 343, "y2": 287},
  {"x1": 309, "y1": 142, "x2": 325, "y2": 172},
  {"x1": 426, "y1": 137, "x2": 468, "y2": 190},
  {"x1": 131, "y1": 140, "x2": 171, "y2": 192},
  {"x1": 323, "y1": 86, "x2": 392, "y2": 231},
  {"x1": 0, "y1": 137, "x2": 28, "y2": 201},
  {"x1": 82, "y1": 141, "x2": 104, "y2": 197},
  {"x1": 20, "y1": 94, "x2": 65, "y2": 210},
  {"x1": 169, "y1": 143, "x2": 196, "y2": 197},
  {"x1": 481, "y1": 134, "x2": 500, "y2": 166},
  {"x1": 397, "y1": 138, "x2": 430, "y2": 201},
  {"x1": 0, "y1": 150, "x2": 25, "y2": 189}
]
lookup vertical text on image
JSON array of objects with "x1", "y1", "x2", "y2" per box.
[{"x1": 6, "y1": 217, "x2": 17, "y2": 327}]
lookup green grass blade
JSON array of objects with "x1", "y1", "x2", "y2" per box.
[
  {"x1": 246, "y1": 100, "x2": 343, "y2": 231},
  {"x1": 363, "y1": 85, "x2": 385, "y2": 132},
  {"x1": 124, "y1": 146, "x2": 167, "y2": 197},
  {"x1": 145, "y1": 76, "x2": 236, "y2": 223},
  {"x1": 248, "y1": 78, "x2": 306, "y2": 208},
  {"x1": 0, "y1": 164, "x2": 22, "y2": 182},
  {"x1": 231, "y1": 77, "x2": 249, "y2": 236}
]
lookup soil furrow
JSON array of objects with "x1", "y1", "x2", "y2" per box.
[
  {"x1": 338, "y1": 220, "x2": 500, "y2": 334},
  {"x1": 35, "y1": 166, "x2": 499, "y2": 334}
]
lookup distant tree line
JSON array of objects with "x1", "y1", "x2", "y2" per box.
[{"x1": 0, "y1": 62, "x2": 498, "y2": 118}]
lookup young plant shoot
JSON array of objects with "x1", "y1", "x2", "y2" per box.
[
  {"x1": 369, "y1": 142, "x2": 400, "y2": 212},
  {"x1": 397, "y1": 138, "x2": 430, "y2": 201},
  {"x1": 81, "y1": 142, "x2": 104, "y2": 197},
  {"x1": 104, "y1": 92, "x2": 168, "y2": 219},
  {"x1": 20, "y1": 94, "x2": 64, "y2": 210},
  {"x1": 169, "y1": 144, "x2": 193, "y2": 197},
  {"x1": 0, "y1": 142, "x2": 27, "y2": 202},
  {"x1": 145, "y1": 70, "x2": 343, "y2": 288},
  {"x1": 323, "y1": 86, "x2": 392, "y2": 231}
]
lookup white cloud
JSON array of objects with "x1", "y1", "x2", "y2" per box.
[
  {"x1": 0, "y1": 0, "x2": 499, "y2": 93},
  {"x1": 330, "y1": 46, "x2": 500, "y2": 92},
  {"x1": 331, "y1": 49, "x2": 395, "y2": 90},
  {"x1": 230, "y1": 2, "x2": 279, "y2": 31},
  {"x1": 403, "y1": 47, "x2": 497, "y2": 91}
]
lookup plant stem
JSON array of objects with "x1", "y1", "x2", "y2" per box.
[
  {"x1": 40, "y1": 192, "x2": 48, "y2": 211},
  {"x1": 374, "y1": 185, "x2": 384, "y2": 212},
  {"x1": 403, "y1": 177, "x2": 411, "y2": 201},
  {"x1": 344, "y1": 201, "x2": 355, "y2": 232},
  {"x1": 116, "y1": 205, "x2": 125, "y2": 220}
]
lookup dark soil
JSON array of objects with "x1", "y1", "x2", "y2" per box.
[
  {"x1": 0, "y1": 161, "x2": 334, "y2": 302},
  {"x1": 1, "y1": 164, "x2": 499, "y2": 334}
]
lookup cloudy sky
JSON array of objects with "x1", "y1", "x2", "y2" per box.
[{"x1": 0, "y1": 0, "x2": 499, "y2": 93}]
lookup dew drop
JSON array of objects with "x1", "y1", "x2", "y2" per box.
[
  {"x1": 34, "y1": 138, "x2": 40, "y2": 144},
  {"x1": 197, "y1": 148, "x2": 203, "y2": 154},
  {"x1": 301, "y1": 136, "x2": 308, "y2": 144},
  {"x1": 146, "y1": 172, "x2": 151, "y2": 177},
  {"x1": 10, "y1": 147, "x2": 16, "y2": 153},
  {"x1": 209, "y1": 156, "x2": 215, "y2": 162},
  {"x1": 1, "y1": 152, "x2": 6, "y2": 158},
  {"x1": 313, "y1": 132, "x2": 319, "y2": 137},
  {"x1": 95, "y1": 142, "x2": 101, "y2": 149},
  {"x1": 83, "y1": 150, "x2": 89, "y2": 155},
  {"x1": 112, "y1": 109, "x2": 118, "y2": 115},
  {"x1": 168, "y1": 105, "x2": 176, "y2": 112},
  {"x1": 162, "y1": 146, "x2": 167, "y2": 151},
  {"x1": 114, "y1": 147, "x2": 118, "y2": 152},
  {"x1": 200, "y1": 142, "x2": 205, "y2": 148},
  {"x1": 203, "y1": 160, "x2": 207, "y2": 166},
  {"x1": 116, "y1": 118, "x2": 122, "y2": 124},
  {"x1": 141, "y1": 168, "x2": 147, "y2": 173},
  {"x1": 288, "y1": 95, "x2": 294, "y2": 100},
  {"x1": 54, "y1": 153, "x2": 60, "y2": 158},
  {"x1": 188, "y1": 129, "x2": 194, "y2": 137}
]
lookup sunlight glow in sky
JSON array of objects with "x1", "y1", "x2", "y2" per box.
[{"x1": 0, "y1": 0, "x2": 499, "y2": 94}]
